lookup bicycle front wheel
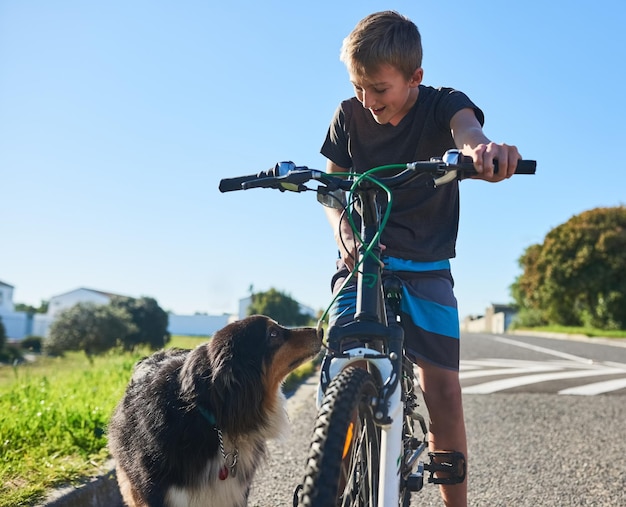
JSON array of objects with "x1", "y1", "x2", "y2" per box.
[{"x1": 299, "y1": 366, "x2": 381, "y2": 507}]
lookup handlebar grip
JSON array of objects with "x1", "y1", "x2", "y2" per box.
[
  {"x1": 219, "y1": 174, "x2": 259, "y2": 192},
  {"x1": 510, "y1": 160, "x2": 536, "y2": 174},
  {"x1": 459, "y1": 154, "x2": 536, "y2": 175}
]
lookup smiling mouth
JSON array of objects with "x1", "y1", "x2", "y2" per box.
[{"x1": 371, "y1": 107, "x2": 385, "y2": 115}]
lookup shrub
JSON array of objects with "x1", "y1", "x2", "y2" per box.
[{"x1": 20, "y1": 336, "x2": 43, "y2": 353}]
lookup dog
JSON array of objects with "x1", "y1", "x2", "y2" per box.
[{"x1": 108, "y1": 315, "x2": 322, "y2": 507}]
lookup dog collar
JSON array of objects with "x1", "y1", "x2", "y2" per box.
[
  {"x1": 197, "y1": 405, "x2": 217, "y2": 426},
  {"x1": 197, "y1": 405, "x2": 239, "y2": 480}
]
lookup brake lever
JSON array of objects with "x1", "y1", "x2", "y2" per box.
[{"x1": 433, "y1": 169, "x2": 459, "y2": 186}]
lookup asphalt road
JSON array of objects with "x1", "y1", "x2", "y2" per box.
[{"x1": 248, "y1": 333, "x2": 626, "y2": 506}]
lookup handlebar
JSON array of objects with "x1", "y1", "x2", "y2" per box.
[{"x1": 218, "y1": 150, "x2": 536, "y2": 194}]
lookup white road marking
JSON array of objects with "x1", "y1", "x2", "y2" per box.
[
  {"x1": 462, "y1": 367, "x2": 624, "y2": 394},
  {"x1": 490, "y1": 336, "x2": 595, "y2": 364},
  {"x1": 460, "y1": 337, "x2": 626, "y2": 395},
  {"x1": 460, "y1": 364, "x2": 564, "y2": 380},
  {"x1": 558, "y1": 378, "x2": 626, "y2": 396}
]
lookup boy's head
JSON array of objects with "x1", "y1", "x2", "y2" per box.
[{"x1": 340, "y1": 11, "x2": 422, "y2": 81}]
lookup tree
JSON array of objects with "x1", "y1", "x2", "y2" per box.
[
  {"x1": 47, "y1": 302, "x2": 136, "y2": 359},
  {"x1": 15, "y1": 300, "x2": 48, "y2": 314},
  {"x1": 247, "y1": 288, "x2": 312, "y2": 326},
  {"x1": 512, "y1": 206, "x2": 626, "y2": 329},
  {"x1": 109, "y1": 296, "x2": 170, "y2": 351}
]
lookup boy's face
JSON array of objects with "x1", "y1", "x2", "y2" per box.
[{"x1": 349, "y1": 64, "x2": 423, "y2": 126}]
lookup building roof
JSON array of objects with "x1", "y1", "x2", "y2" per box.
[
  {"x1": 0, "y1": 280, "x2": 14, "y2": 288},
  {"x1": 50, "y1": 287, "x2": 126, "y2": 299}
]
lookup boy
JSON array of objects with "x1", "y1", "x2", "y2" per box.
[{"x1": 322, "y1": 11, "x2": 521, "y2": 507}]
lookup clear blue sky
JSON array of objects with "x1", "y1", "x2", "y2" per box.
[{"x1": 2, "y1": 1, "x2": 625, "y2": 319}]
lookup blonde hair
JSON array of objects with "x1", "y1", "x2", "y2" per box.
[{"x1": 340, "y1": 11, "x2": 422, "y2": 80}]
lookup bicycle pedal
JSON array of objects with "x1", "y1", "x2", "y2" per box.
[
  {"x1": 405, "y1": 470, "x2": 424, "y2": 492},
  {"x1": 425, "y1": 451, "x2": 466, "y2": 485}
]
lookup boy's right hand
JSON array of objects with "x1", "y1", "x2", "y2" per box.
[
  {"x1": 337, "y1": 233, "x2": 358, "y2": 271},
  {"x1": 337, "y1": 235, "x2": 386, "y2": 271},
  {"x1": 468, "y1": 142, "x2": 521, "y2": 182}
]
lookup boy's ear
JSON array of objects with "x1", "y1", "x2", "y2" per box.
[{"x1": 410, "y1": 67, "x2": 424, "y2": 87}]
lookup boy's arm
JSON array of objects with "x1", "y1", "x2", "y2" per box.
[
  {"x1": 324, "y1": 159, "x2": 358, "y2": 270},
  {"x1": 450, "y1": 108, "x2": 521, "y2": 182}
]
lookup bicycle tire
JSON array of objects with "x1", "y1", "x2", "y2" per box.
[{"x1": 298, "y1": 366, "x2": 381, "y2": 507}]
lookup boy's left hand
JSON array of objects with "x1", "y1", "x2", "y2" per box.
[{"x1": 468, "y1": 142, "x2": 521, "y2": 182}]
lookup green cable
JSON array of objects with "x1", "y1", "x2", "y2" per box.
[{"x1": 317, "y1": 164, "x2": 407, "y2": 336}]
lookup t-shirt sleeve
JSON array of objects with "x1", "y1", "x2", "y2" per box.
[
  {"x1": 436, "y1": 88, "x2": 485, "y2": 130},
  {"x1": 321, "y1": 102, "x2": 353, "y2": 169}
]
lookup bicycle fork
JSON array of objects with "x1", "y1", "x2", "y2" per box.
[{"x1": 377, "y1": 381, "x2": 403, "y2": 506}]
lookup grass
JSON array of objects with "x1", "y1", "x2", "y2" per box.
[
  {"x1": 514, "y1": 325, "x2": 626, "y2": 339},
  {"x1": 0, "y1": 350, "x2": 139, "y2": 506},
  {"x1": 0, "y1": 335, "x2": 318, "y2": 507}
]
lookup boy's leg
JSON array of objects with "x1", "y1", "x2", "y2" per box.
[{"x1": 418, "y1": 360, "x2": 467, "y2": 507}]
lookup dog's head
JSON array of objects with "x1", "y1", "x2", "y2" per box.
[{"x1": 181, "y1": 315, "x2": 322, "y2": 436}]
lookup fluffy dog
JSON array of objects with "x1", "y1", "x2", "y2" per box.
[{"x1": 108, "y1": 315, "x2": 322, "y2": 507}]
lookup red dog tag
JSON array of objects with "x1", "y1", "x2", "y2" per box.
[{"x1": 219, "y1": 466, "x2": 229, "y2": 480}]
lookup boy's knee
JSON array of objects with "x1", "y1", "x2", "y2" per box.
[{"x1": 422, "y1": 376, "x2": 463, "y2": 414}]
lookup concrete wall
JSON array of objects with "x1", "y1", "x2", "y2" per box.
[
  {"x1": 461, "y1": 309, "x2": 516, "y2": 334},
  {"x1": 167, "y1": 313, "x2": 232, "y2": 336}
]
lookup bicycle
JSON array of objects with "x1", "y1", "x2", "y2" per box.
[{"x1": 219, "y1": 150, "x2": 536, "y2": 506}]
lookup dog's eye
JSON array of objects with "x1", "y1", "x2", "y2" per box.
[{"x1": 268, "y1": 326, "x2": 283, "y2": 344}]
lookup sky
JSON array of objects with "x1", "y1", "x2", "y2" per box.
[{"x1": 2, "y1": 0, "x2": 625, "y2": 320}]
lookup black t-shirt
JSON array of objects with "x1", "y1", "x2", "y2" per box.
[{"x1": 321, "y1": 85, "x2": 484, "y2": 261}]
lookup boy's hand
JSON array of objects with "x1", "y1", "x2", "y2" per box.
[
  {"x1": 450, "y1": 109, "x2": 521, "y2": 182},
  {"x1": 468, "y1": 142, "x2": 521, "y2": 182},
  {"x1": 337, "y1": 235, "x2": 386, "y2": 271}
]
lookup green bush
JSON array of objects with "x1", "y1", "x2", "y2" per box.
[
  {"x1": 0, "y1": 343, "x2": 23, "y2": 364},
  {"x1": 509, "y1": 308, "x2": 547, "y2": 329},
  {"x1": 20, "y1": 335, "x2": 43, "y2": 353}
]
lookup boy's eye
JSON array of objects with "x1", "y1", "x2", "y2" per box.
[{"x1": 354, "y1": 86, "x2": 387, "y2": 95}]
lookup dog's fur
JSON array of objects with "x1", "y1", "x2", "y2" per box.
[{"x1": 108, "y1": 315, "x2": 322, "y2": 507}]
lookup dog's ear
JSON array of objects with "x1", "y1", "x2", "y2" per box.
[
  {"x1": 179, "y1": 345, "x2": 212, "y2": 407},
  {"x1": 208, "y1": 341, "x2": 265, "y2": 436},
  {"x1": 207, "y1": 317, "x2": 271, "y2": 435}
]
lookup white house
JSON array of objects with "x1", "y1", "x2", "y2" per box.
[
  {"x1": 0, "y1": 280, "x2": 25, "y2": 338},
  {"x1": 0, "y1": 280, "x2": 46, "y2": 339},
  {"x1": 460, "y1": 304, "x2": 517, "y2": 334},
  {"x1": 0, "y1": 280, "x2": 15, "y2": 314},
  {"x1": 47, "y1": 288, "x2": 121, "y2": 319}
]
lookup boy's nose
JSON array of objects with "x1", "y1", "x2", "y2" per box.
[{"x1": 361, "y1": 91, "x2": 374, "y2": 109}]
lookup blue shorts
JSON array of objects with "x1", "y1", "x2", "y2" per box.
[{"x1": 329, "y1": 257, "x2": 460, "y2": 371}]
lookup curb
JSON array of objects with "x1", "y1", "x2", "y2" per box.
[{"x1": 37, "y1": 462, "x2": 122, "y2": 507}]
